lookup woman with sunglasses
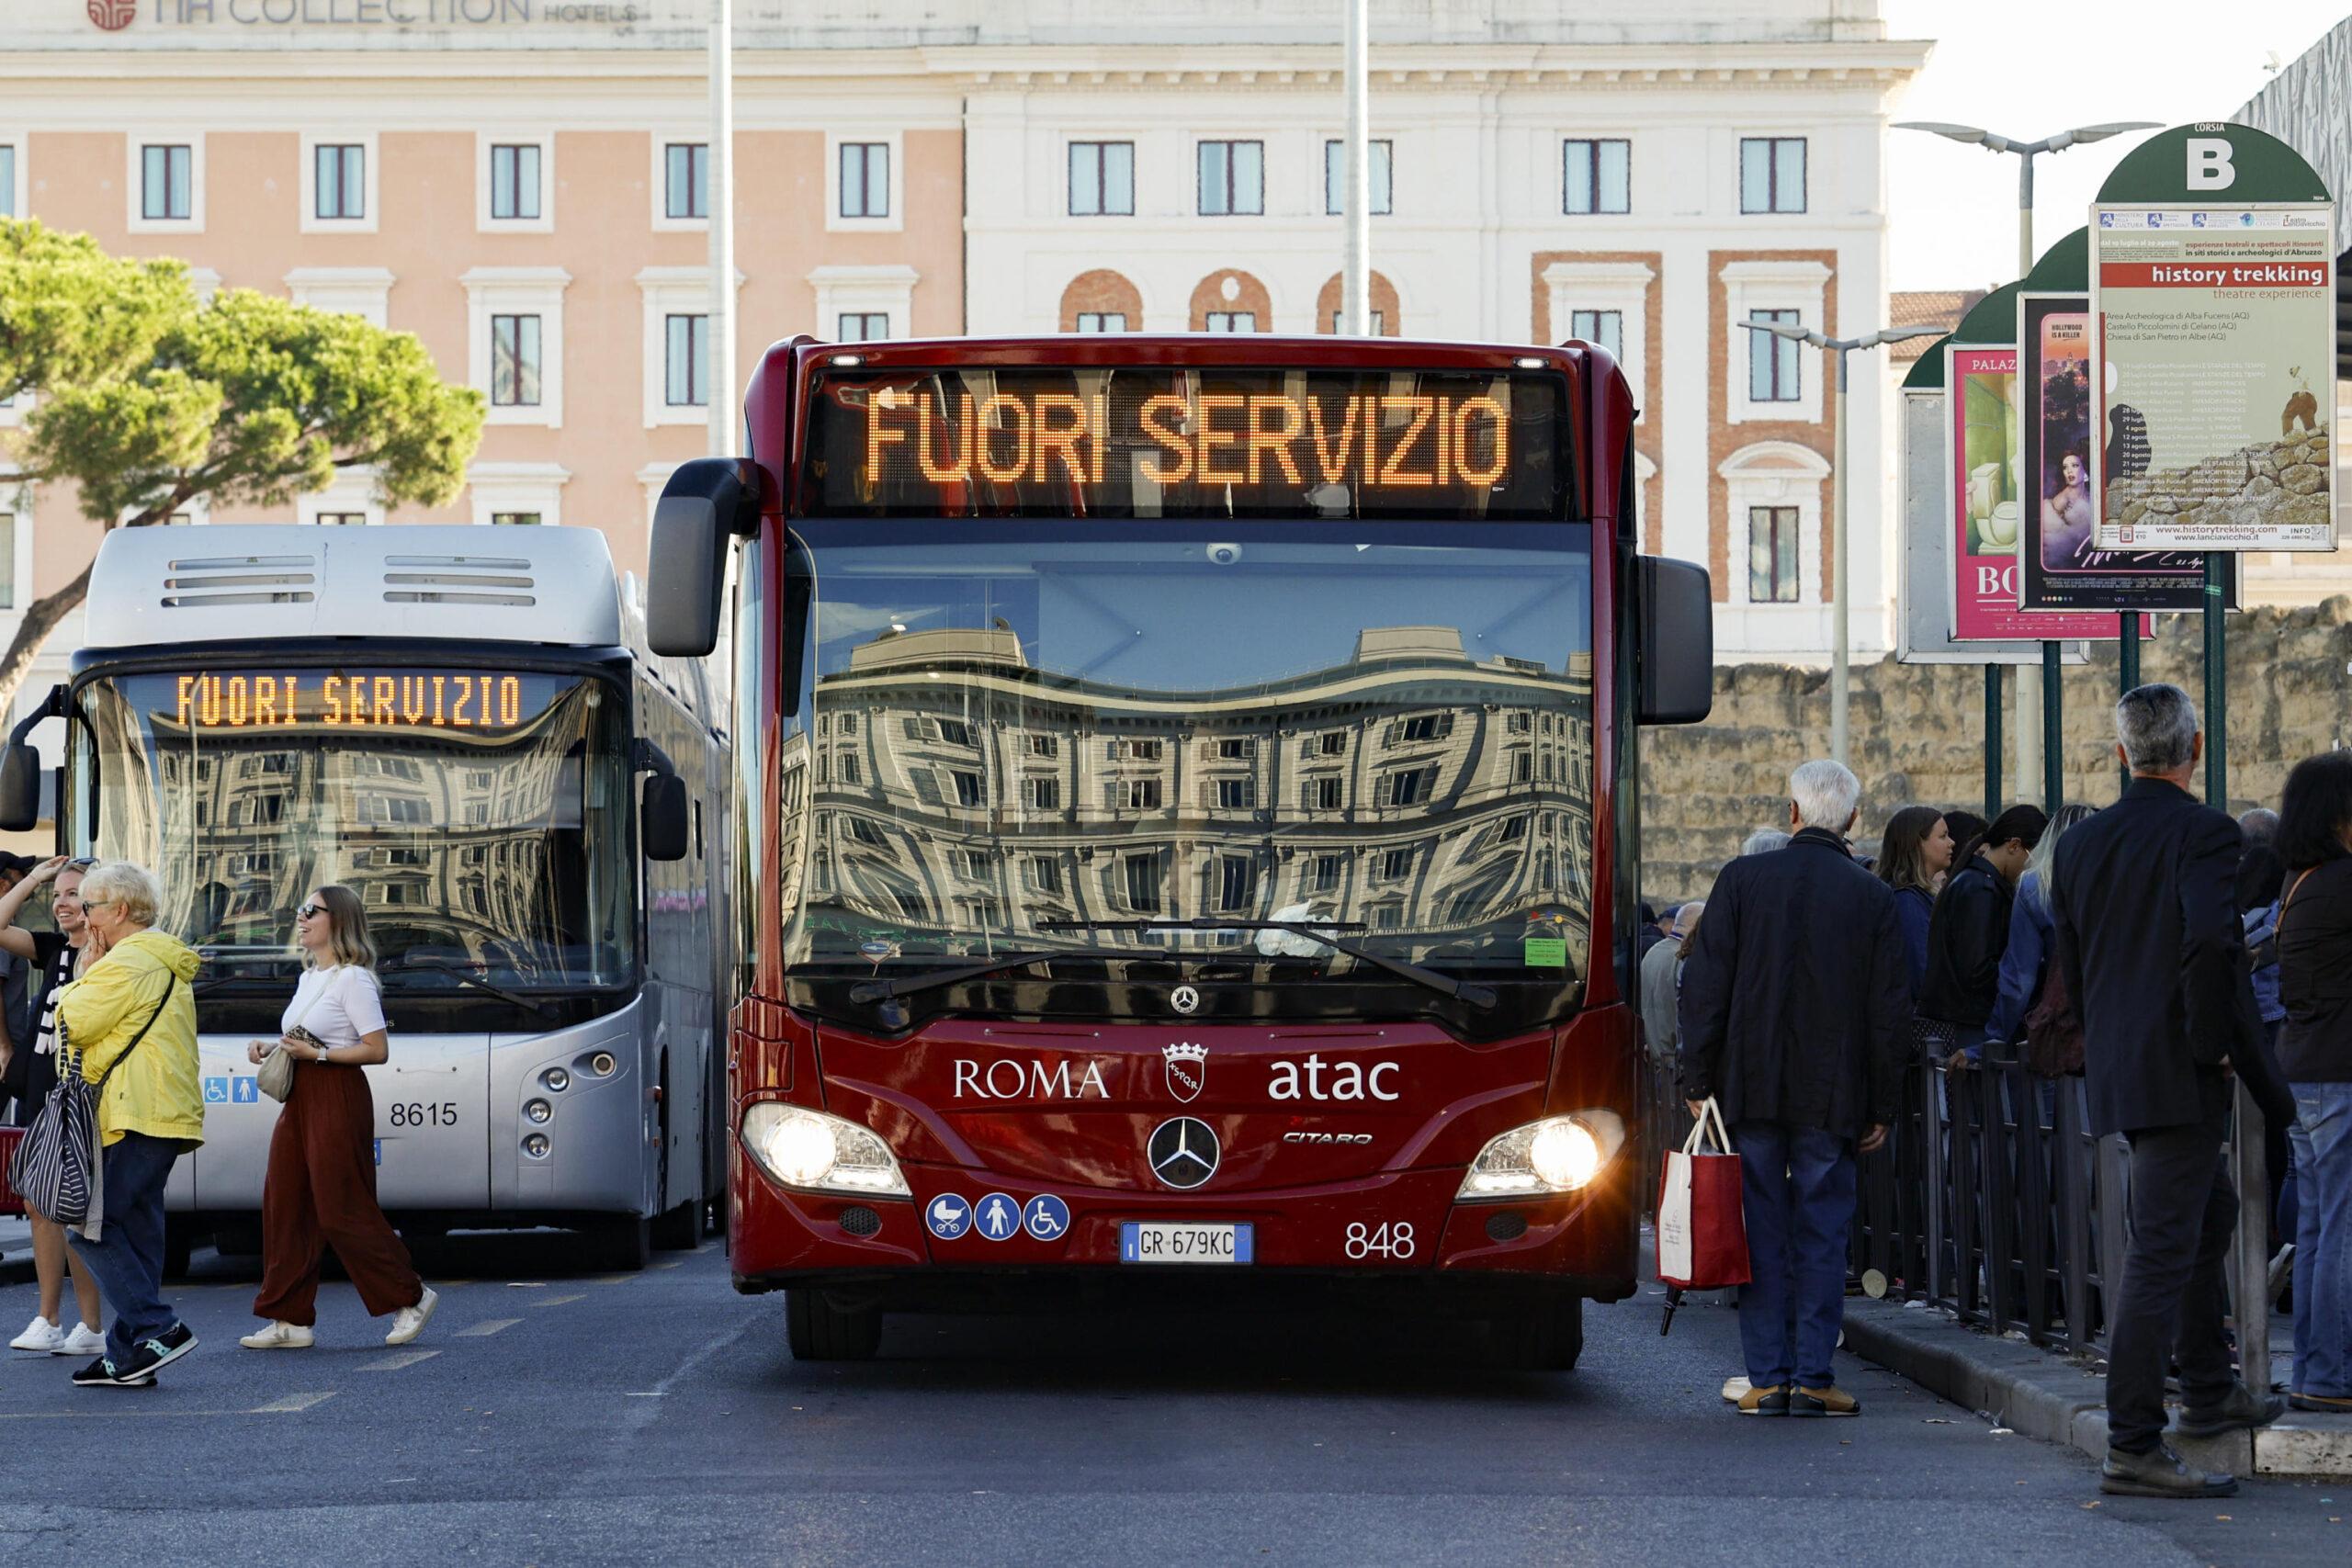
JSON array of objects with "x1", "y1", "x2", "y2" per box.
[
  {"x1": 0, "y1": 856, "x2": 105, "y2": 1356},
  {"x1": 241, "y1": 886, "x2": 436, "y2": 1350}
]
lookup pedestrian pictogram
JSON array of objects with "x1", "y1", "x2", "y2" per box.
[{"x1": 975, "y1": 1192, "x2": 1019, "y2": 1241}]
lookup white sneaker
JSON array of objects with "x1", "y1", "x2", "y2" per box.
[
  {"x1": 238, "y1": 1320, "x2": 315, "y2": 1350},
  {"x1": 60, "y1": 1323, "x2": 107, "y2": 1357},
  {"x1": 385, "y1": 1286, "x2": 438, "y2": 1347},
  {"x1": 10, "y1": 1315, "x2": 64, "y2": 1353}
]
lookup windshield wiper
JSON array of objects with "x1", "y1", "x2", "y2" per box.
[
  {"x1": 844, "y1": 943, "x2": 1176, "y2": 1026},
  {"x1": 1039, "y1": 917, "x2": 1496, "y2": 1009},
  {"x1": 381, "y1": 958, "x2": 562, "y2": 1021}
]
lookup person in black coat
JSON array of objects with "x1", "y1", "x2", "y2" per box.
[
  {"x1": 1922, "y1": 805, "x2": 2046, "y2": 1065},
  {"x1": 1678, "y1": 759, "x2": 1910, "y2": 1419},
  {"x1": 2051, "y1": 683, "x2": 2297, "y2": 1499}
]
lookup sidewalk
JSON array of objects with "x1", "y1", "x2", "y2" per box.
[{"x1": 1842, "y1": 1293, "x2": 2352, "y2": 1477}]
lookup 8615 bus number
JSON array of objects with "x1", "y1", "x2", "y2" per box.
[{"x1": 387, "y1": 1102, "x2": 459, "y2": 1129}]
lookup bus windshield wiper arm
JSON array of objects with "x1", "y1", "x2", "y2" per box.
[
  {"x1": 381, "y1": 958, "x2": 562, "y2": 1021},
  {"x1": 846, "y1": 944, "x2": 1173, "y2": 1008},
  {"x1": 1039, "y1": 917, "x2": 1496, "y2": 1009}
]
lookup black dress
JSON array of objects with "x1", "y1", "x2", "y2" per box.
[{"x1": 6, "y1": 932, "x2": 74, "y2": 1127}]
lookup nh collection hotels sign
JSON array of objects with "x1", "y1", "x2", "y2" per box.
[{"x1": 35, "y1": 0, "x2": 718, "y2": 37}]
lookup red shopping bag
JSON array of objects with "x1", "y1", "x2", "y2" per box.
[
  {"x1": 0, "y1": 1125, "x2": 23, "y2": 1217},
  {"x1": 1656, "y1": 1099, "x2": 1749, "y2": 1290}
]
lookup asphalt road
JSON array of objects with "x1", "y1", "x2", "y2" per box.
[{"x1": 0, "y1": 1235, "x2": 2341, "y2": 1566}]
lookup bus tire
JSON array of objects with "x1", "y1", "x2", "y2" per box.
[
  {"x1": 163, "y1": 1218, "x2": 197, "y2": 1280},
  {"x1": 1501, "y1": 1297, "x2": 1584, "y2": 1371},
  {"x1": 588, "y1": 1214, "x2": 653, "y2": 1272},
  {"x1": 786, "y1": 1289, "x2": 882, "y2": 1361},
  {"x1": 651, "y1": 1198, "x2": 700, "y2": 1251}
]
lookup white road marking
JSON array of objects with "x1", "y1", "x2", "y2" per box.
[
  {"x1": 251, "y1": 1391, "x2": 339, "y2": 1413},
  {"x1": 455, "y1": 1318, "x2": 521, "y2": 1337},
  {"x1": 530, "y1": 1294, "x2": 585, "y2": 1307},
  {"x1": 357, "y1": 1349, "x2": 439, "y2": 1372},
  {"x1": 589, "y1": 1275, "x2": 637, "y2": 1287}
]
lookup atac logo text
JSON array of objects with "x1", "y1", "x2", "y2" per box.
[
  {"x1": 951, "y1": 1056, "x2": 1109, "y2": 1101},
  {"x1": 89, "y1": 0, "x2": 138, "y2": 30},
  {"x1": 1161, "y1": 1042, "x2": 1206, "y2": 1103},
  {"x1": 1268, "y1": 1054, "x2": 1400, "y2": 1102}
]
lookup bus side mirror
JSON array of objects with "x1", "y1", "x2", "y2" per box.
[
  {"x1": 0, "y1": 743, "x2": 40, "y2": 833},
  {"x1": 641, "y1": 773, "x2": 689, "y2": 863},
  {"x1": 648, "y1": 457, "x2": 759, "y2": 658},
  {"x1": 1635, "y1": 555, "x2": 1713, "y2": 726}
]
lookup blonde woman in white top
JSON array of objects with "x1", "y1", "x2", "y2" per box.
[{"x1": 241, "y1": 886, "x2": 436, "y2": 1349}]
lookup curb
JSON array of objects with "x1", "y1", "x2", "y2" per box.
[
  {"x1": 0, "y1": 1254, "x2": 33, "y2": 1289},
  {"x1": 1842, "y1": 1295, "x2": 2352, "y2": 1477}
]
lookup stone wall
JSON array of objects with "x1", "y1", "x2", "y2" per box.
[
  {"x1": 2106, "y1": 428, "x2": 2332, "y2": 545},
  {"x1": 1640, "y1": 595, "x2": 2352, "y2": 905}
]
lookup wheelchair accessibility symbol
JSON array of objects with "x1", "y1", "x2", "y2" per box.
[
  {"x1": 1022, "y1": 1194, "x2": 1069, "y2": 1241},
  {"x1": 203, "y1": 1077, "x2": 231, "y2": 1105}
]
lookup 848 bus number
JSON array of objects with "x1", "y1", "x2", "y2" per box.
[
  {"x1": 387, "y1": 1102, "x2": 458, "y2": 1129},
  {"x1": 1344, "y1": 1222, "x2": 1415, "y2": 1259}
]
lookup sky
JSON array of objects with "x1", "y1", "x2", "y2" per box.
[{"x1": 1883, "y1": 0, "x2": 2349, "y2": 291}]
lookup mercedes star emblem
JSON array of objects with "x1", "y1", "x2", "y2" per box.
[
  {"x1": 1170, "y1": 984, "x2": 1201, "y2": 1016},
  {"x1": 1147, "y1": 1117, "x2": 1220, "y2": 1190}
]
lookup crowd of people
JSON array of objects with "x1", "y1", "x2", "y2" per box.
[
  {"x1": 2, "y1": 862, "x2": 435, "y2": 1389},
  {"x1": 1651, "y1": 683, "x2": 2350, "y2": 1501}
]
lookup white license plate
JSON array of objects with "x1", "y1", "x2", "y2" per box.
[{"x1": 1118, "y1": 1221, "x2": 1254, "y2": 1265}]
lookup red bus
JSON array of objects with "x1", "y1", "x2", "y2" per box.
[{"x1": 648, "y1": 335, "x2": 1712, "y2": 1364}]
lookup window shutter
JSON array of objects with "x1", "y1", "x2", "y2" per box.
[
  {"x1": 902, "y1": 716, "x2": 922, "y2": 741},
  {"x1": 1439, "y1": 713, "x2": 1455, "y2": 738},
  {"x1": 1381, "y1": 720, "x2": 1398, "y2": 749},
  {"x1": 1421, "y1": 763, "x2": 1441, "y2": 800},
  {"x1": 910, "y1": 770, "x2": 943, "y2": 807}
]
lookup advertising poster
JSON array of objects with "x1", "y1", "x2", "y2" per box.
[
  {"x1": 2017, "y1": 293, "x2": 2215, "y2": 611},
  {"x1": 2090, "y1": 206, "x2": 2337, "y2": 552},
  {"x1": 1948, "y1": 344, "x2": 2142, "y2": 642}
]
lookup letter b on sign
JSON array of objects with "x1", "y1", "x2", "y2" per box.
[{"x1": 2186, "y1": 137, "x2": 2236, "y2": 192}]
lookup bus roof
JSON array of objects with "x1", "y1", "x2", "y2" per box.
[
  {"x1": 82, "y1": 525, "x2": 623, "y2": 653},
  {"x1": 766, "y1": 333, "x2": 1589, "y2": 378}
]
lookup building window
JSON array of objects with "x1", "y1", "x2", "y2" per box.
[
  {"x1": 1748, "y1": 505, "x2": 1801, "y2": 604},
  {"x1": 1323, "y1": 139, "x2": 1393, "y2": 216},
  {"x1": 1740, "y1": 137, "x2": 1806, "y2": 214},
  {"x1": 1203, "y1": 311, "x2": 1257, "y2": 333},
  {"x1": 1328, "y1": 310, "x2": 1387, "y2": 334},
  {"x1": 1563, "y1": 139, "x2": 1631, "y2": 215},
  {"x1": 839, "y1": 714, "x2": 859, "y2": 738},
  {"x1": 1400, "y1": 715, "x2": 1440, "y2": 743},
  {"x1": 665, "y1": 142, "x2": 707, "y2": 220},
  {"x1": 951, "y1": 770, "x2": 985, "y2": 808},
  {"x1": 316, "y1": 513, "x2": 368, "y2": 525},
  {"x1": 1023, "y1": 776, "x2": 1060, "y2": 810},
  {"x1": 491, "y1": 314, "x2": 541, "y2": 407},
  {"x1": 1124, "y1": 852, "x2": 1162, "y2": 913},
  {"x1": 932, "y1": 717, "x2": 972, "y2": 747},
  {"x1": 1216, "y1": 856, "x2": 1256, "y2": 912},
  {"x1": 838, "y1": 312, "x2": 889, "y2": 342},
  {"x1": 1024, "y1": 732, "x2": 1055, "y2": 757},
  {"x1": 1069, "y1": 141, "x2": 1135, "y2": 217},
  {"x1": 1025, "y1": 855, "x2": 1060, "y2": 894},
  {"x1": 1075, "y1": 312, "x2": 1127, "y2": 333},
  {"x1": 314, "y1": 143, "x2": 365, "y2": 220},
  {"x1": 1318, "y1": 731, "x2": 1347, "y2": 756},
  {"x1": 1311, "y1": 776, "x2": 1343, "y2": 811},
  {"x1": 1216, "y1": 778, "x2": 1254, "y2": 810},
  {"x1": 1386, "y1": 768, "x2": 1433, "y2": 807},
  {"x1": 491, "y1": 512, "x2": 543, "y2": 526},
  {"x1": 664, "y1": 313, "x2": 708, "y2": 407},
  {"x1": 1311, "y1": 853, "x2": 1342, "y2": 893},
  {"x1": 1569, "y1": 309, "x2": 1623, "y2": 361},
  {"x1": 1214, "y1": 739, "x2": 1254, "y2": 760},
  {"x1": 141, "y1": 144, "x2": 192, "y2": 220},
  {"x1": 838, "y1": 753, "x2": 860, "y2": 785},
  {"x1": 839, "y1": 142, "x2": 889, "y2": 220},
  {"x1": 491, "y1": 143, "x2": 540, "y2": 221},
  {"x1": 1115, "y1": 738, "x2": 1163, "y2": 761},
  {"x1": 1748, "y1": 309, "x2": 1801, "y2": 402},
  {"x1": 1512, "y1": 750, "x2": 1533, "y2": 784},
  {"x1": 1125, "y1": 778, "x2": 1163, "y2": 811},
  {"x1": 1197, "y1": 140, "x2": 1264, "y2": 216},
  {"x1": 0, "y1": 513, "x2": 13, "y2": 609},
  {"x1": 1, "y1": 145, "x2": 18, "y2": 219},
  {"x1": 1379, "y1": 847, "x2": 1415, "y2": 882}
]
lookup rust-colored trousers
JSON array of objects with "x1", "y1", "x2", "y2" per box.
[{"x1": 253, "y1": 1063, "x2": 423, "y2": 1325}]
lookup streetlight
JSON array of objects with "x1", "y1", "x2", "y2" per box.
[
  {"x1": 1895, "y1": 120, "x2": 2158, "y2": 806},
  {"x1": 707, "y1": 0, "x2": 736, "y2": 457},
  {"x1": 1340, "y1": 0, "x2": 1371, "y2": 334},
  {"x1": 1740, "y1": 320, "x2": 1946, "y2": 767}
]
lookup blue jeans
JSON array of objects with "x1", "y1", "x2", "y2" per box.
[
  {"x1": 66, "y1": 1131, "x2": 183, "y2": 1364},
  {"x1": 1736, "y1": 1120, "x2": 1857, "y2": 1391},
  {"x1": 2289, "y1": 1083, "x2": 2352, "y2": 1397}
]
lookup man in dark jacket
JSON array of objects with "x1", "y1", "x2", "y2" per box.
[
  {"x1": 2052, "y1": 683, "x2": 2291, "y2": 1498},
  {"x1": 1679, "y1": 759, "x2": 1910, "y2": 1418}
]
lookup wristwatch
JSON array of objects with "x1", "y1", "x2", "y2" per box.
[{"x1": 313, "y1": 1044, "x2": 331, "y2": 1065}]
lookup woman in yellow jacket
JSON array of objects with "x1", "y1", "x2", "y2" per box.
[{"x1": 57, "y1": 861, "x2": 204, "y2": 1390}]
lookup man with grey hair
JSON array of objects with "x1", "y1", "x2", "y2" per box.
[
  {"x1": 2052, "y1": 683, "x2": 2295, "y2": 1497},
  {"x1": 1679, "y1": 759, "x2": 1908, "y2": 1418},
  {"x1": 1638, "y1": 899, "x2": 1702, "y2": 1068}
]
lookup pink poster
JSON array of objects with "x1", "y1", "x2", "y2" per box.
[{"x1": 1946, "y1": 344, "x2": 2142, "y2": 642}]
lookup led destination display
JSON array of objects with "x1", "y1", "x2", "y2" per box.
[
  {"x1": 169, "y1": 671, "x2": 534, "y2": 730},
  {"x1": 805, "y1": 367, "x2": 1573, "y2": 520}
]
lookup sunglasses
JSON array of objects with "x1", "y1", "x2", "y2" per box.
[
  {"x1": 297, "y1": 902, "x2": 326, "y2": 920},
  {"x1": 64, "y1": 857, "x2": 98, "y2": 871}
]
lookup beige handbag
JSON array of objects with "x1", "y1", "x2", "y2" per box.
[{"x1": 254, "y1": 979, "x2": 329, "y2": 1103}]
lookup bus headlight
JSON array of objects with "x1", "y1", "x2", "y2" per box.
[
  {"x1": 741, "y1": 1103, "x2": 910, "y2": 1199},
  {"x1": 1456, "y1": 1111, "x2": 1626, "y2": 1200}
]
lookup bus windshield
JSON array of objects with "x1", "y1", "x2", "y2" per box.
[
  {"x1": 781, "y1": 518, "x2": 1597, "y2": 1024},
  {"x1": 78, "y1": 668, "x2": 636, "y2": 992}
]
